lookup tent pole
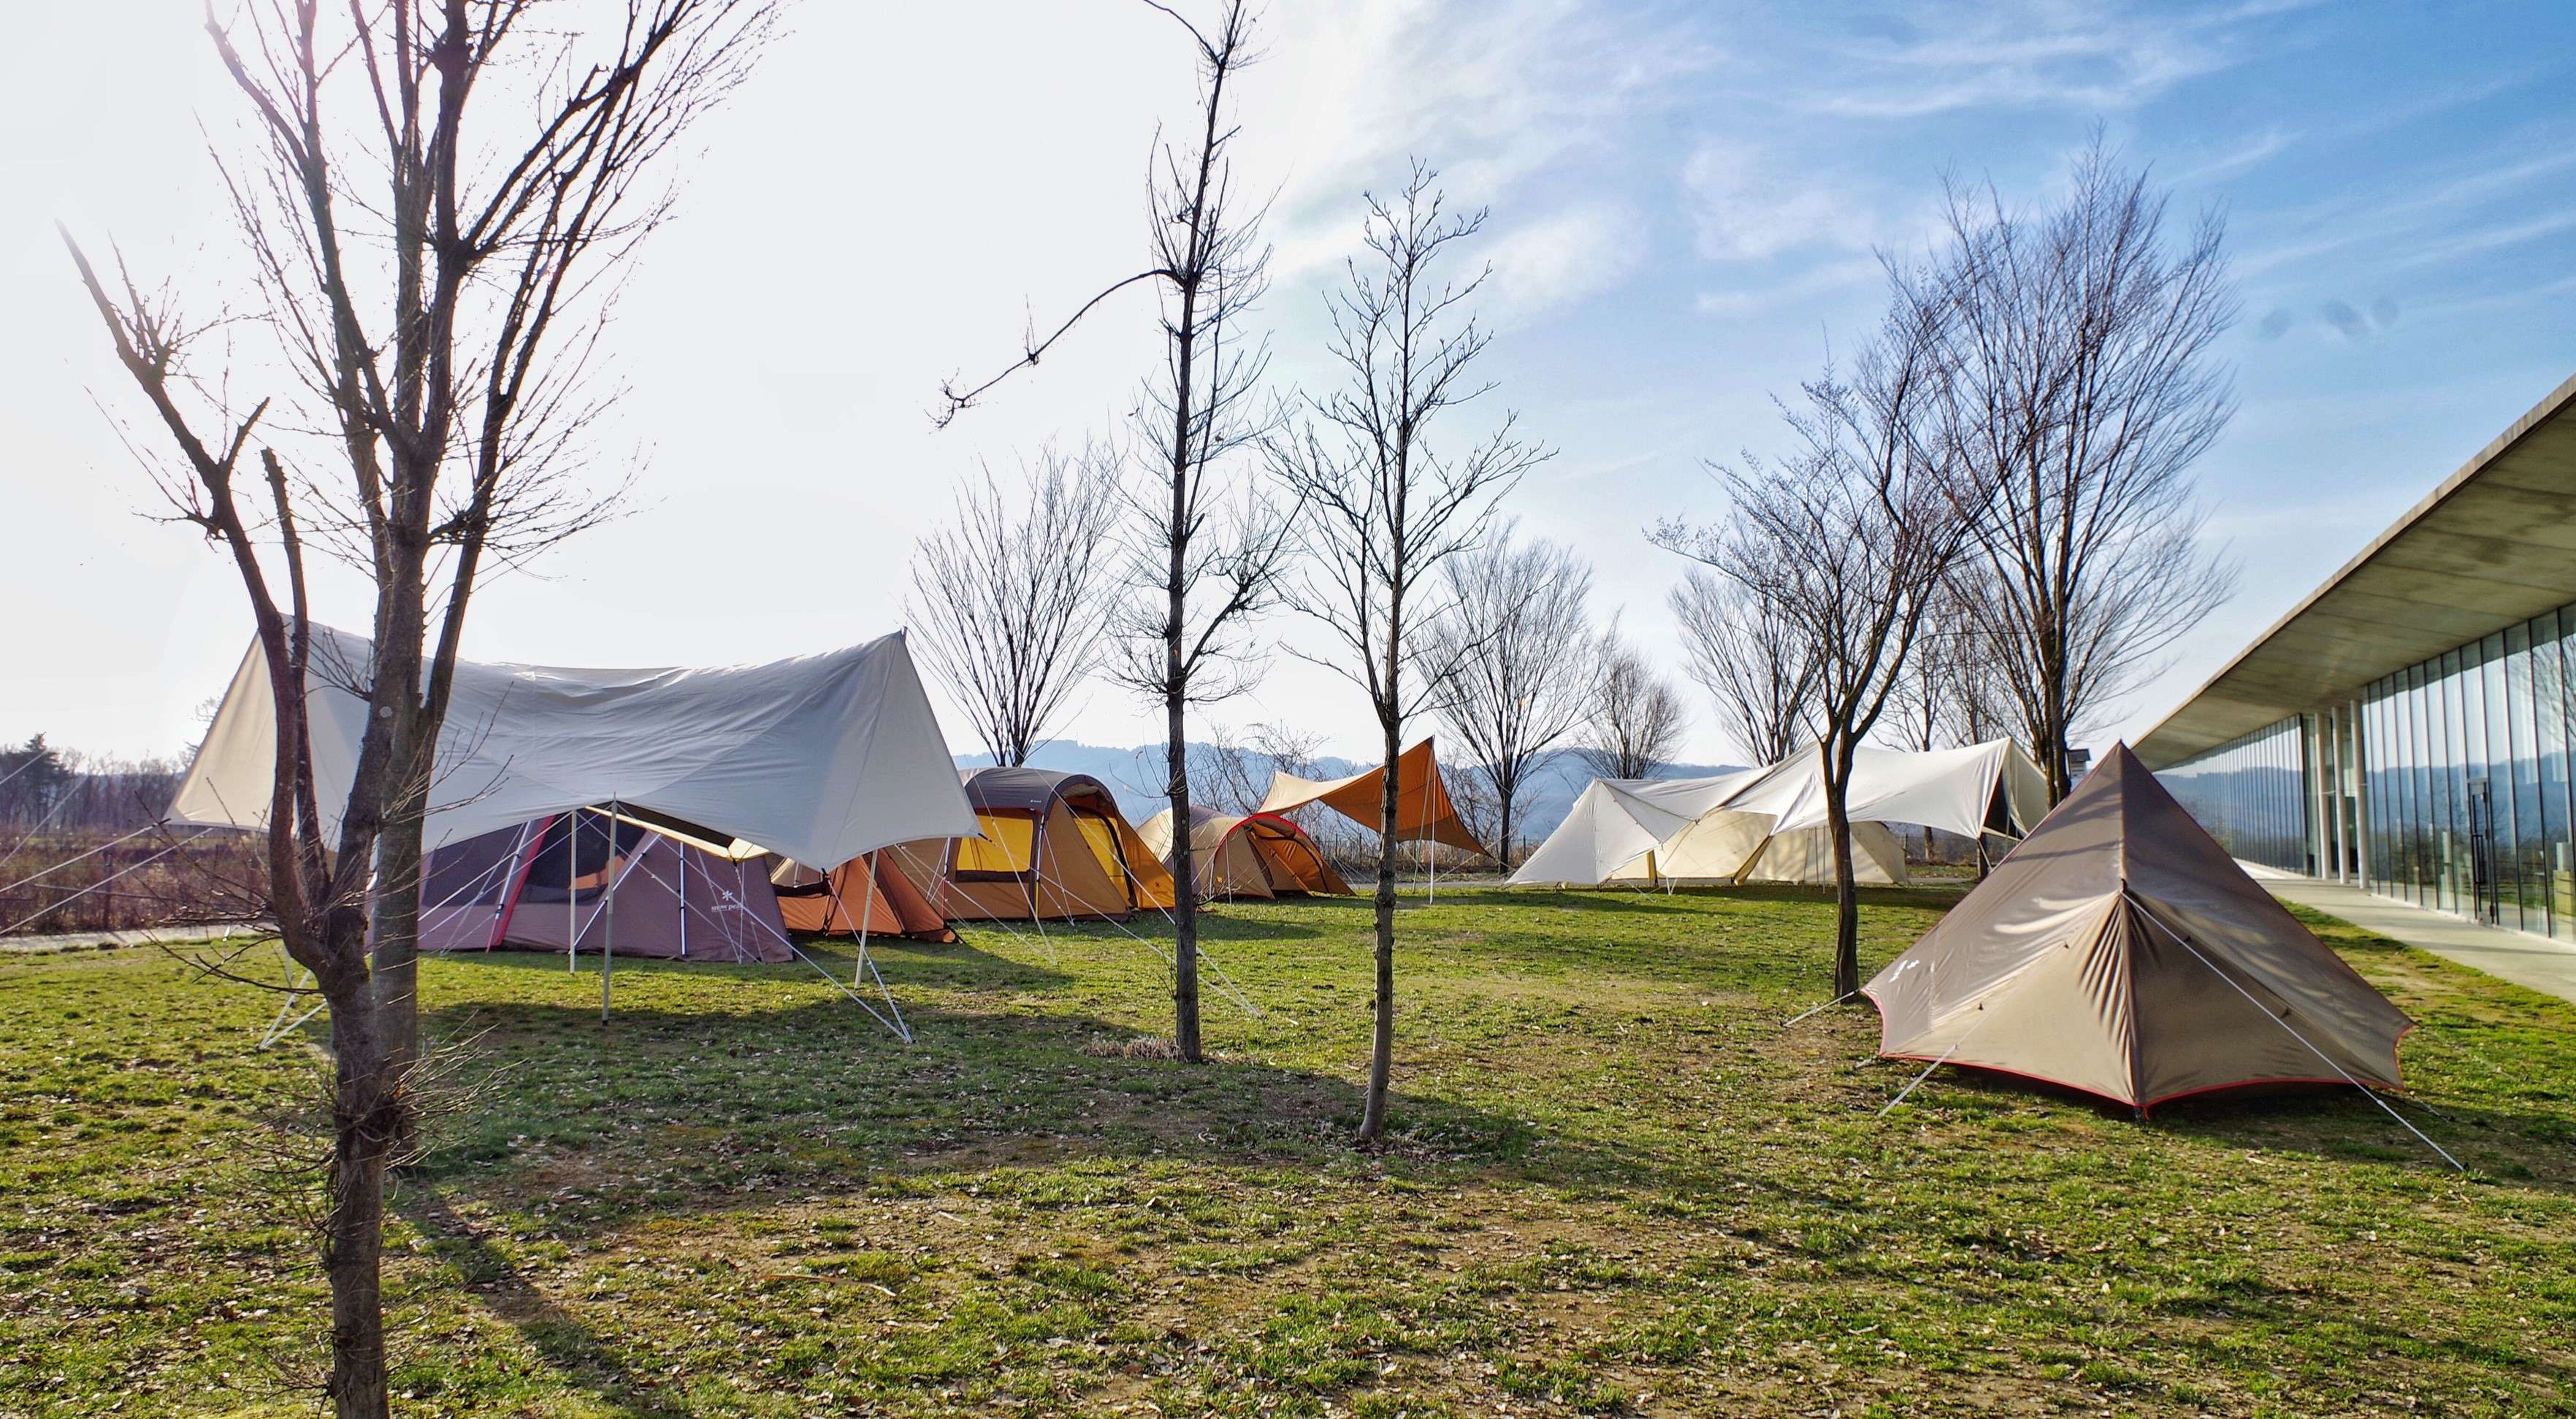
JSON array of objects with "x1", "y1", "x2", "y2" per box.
[
  {"x1": 1781, "y1": 990, "x2": 1857, "y2": 1028},
  {"x1": 602, "y1": 800, "x2": 618, "y2": 1025},
  {"x1": 567, "y1": 808, "x2": 579, "y2": 974},
  {"x1": 1023, "y1": 811, "x2": 1058, "y2": 965},
  {"x1": 1419, "y1": 768, "x2": 1435, "y2": 906},
  {"x1": 860, "y1": 854, "x2": 881, "y2": 989},
  {"x1": 852, "y1": 850, "x2": 878, "y2": 987},
  {"x1": 731, "y1": 857, "x2": 751, "y2": 960}
]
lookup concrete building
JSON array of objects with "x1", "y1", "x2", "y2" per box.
[{"x1": 2139, "y1": 372, "x2": 2576, "y2": 941}]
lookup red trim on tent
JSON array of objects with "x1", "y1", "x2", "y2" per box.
[
  {"x1": 1870, "y1": 1049, "x2": 2379, "y2": 1114},
  {"x1": 1862, "y1": 962, "x2": 2414, "y2": 1115},
  {"x1": 1236, "y1": 811, "x2": 1337, "y2": 886},
  {"x1": 487, "y1": 813, "x2": 558, "y2": 950}
]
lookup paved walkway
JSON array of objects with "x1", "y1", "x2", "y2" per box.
[
  {"x1": 1, "y1": 922, "x2": 264, "y2": 955},
  {"x1": 2260, "y1": 876, "x2": 2576, "y2": 1006}
]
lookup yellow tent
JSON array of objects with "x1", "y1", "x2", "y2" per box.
[{"x1": 887, "y1": 768, "x2": 1174, "y2": 922}]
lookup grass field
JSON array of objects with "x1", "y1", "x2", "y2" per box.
[{"x1": 4, "y1": 886, "x2": 2573, "y2": 1417}]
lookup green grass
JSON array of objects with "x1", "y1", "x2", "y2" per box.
[{"x1": 4, "y1": 885, "x2": 2573, "y2": 1416}]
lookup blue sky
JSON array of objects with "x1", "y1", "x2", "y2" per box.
[{"x1": 3, "y1": 0, "x2": 2572, "y2": 768}]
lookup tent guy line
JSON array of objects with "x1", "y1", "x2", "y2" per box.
[{"x1": 2130, "y1": 903, "x2": 2464, "y2": 1172}]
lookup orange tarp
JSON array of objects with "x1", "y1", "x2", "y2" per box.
[{"x1": 1257, "y1": 738, "x2": 1488, "y2": 857}]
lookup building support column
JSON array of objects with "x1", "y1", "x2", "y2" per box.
[{"x1": 2349, "y1": 697, "x2": 2370, "y2": 892}]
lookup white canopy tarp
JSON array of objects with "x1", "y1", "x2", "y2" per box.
[
  {"x1": 1506, "y1": 740, "x2": 2044, "y2": 887},
  {"x1": 1505, "y1": 771, "x2": 1757, "y2": 887},
  {"x1": 169, "y1": 624, "x2": 979, "y2": 871},
  {"x1": 1705, "y1": 740, "x2": 2046, "y2": 840}
]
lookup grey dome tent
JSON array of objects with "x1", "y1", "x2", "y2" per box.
[{"x1": 1864, "y1": 743, "x2": 2413, "y2": 1112}]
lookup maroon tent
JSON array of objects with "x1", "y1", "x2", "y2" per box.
[{"x1": 419, "y1": 811, "x2": 793, "y2": 963}]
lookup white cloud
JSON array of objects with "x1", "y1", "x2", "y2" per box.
[
  {"x1": 1693, "y1": 256, "x2": 1881, "y2": 320},
  {"x1": 2235, "y1": 145, "x2": 2576, "y2": 279},
  {"x1": 1478, "y1": 202, "x2": 1645, "y2": 327},
  {"x1": 1258, "y1": 0, "x2": 1718, "y2": 275},
  {"x1": 2171, "y1": 126, "x2": 2299, "y2": 185},
  {"x1": 1681, "y1": 145, "x2": 1881, "y2": 262},
  {"x1": 1786, "y1": 0, "x2": 2314, "y2": 121}
]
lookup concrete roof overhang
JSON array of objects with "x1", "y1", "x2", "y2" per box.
[{"x1": 2135, "y1": 372, "x2": 2576, "y2": 770}]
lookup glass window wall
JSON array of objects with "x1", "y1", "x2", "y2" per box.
[
  {"x1": 2157, "y1": 715, "x2": 2310, "y2": 873},
  {"x1": 2163, "y1": 594, "x2": 2576, "y2": 936}
]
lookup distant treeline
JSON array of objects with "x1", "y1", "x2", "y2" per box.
[{"x1": 0, "y1": 735, "x2": 186, "y2": 834}]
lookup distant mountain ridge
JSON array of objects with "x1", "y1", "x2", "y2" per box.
[{"x1": 954, "y1": 739, "x2": 1743, "y2": 846}]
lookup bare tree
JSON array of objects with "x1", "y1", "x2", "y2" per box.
[
  {"x1": 1573, "y1": 628, "x2": 1687, "y2": 780},
  {"x1": 1888, "y1": 570, "x2": 2013, "y2": 756},
  {"x1": 907, "y1": 446, "x2": 1121, "y2": 766},
  {"x1": 1670, "y1": 566, "x2": 1813, "y2": 766},
  {"x1": 1269, "y1": 161, "x2": 1545, "y2": 1145},
  {"x1": 1882, "y1": 578, "x2": 2004, "y2": 862},
  {"x1": 62, "y1": 3, "x2": 775, "y2": 1412},
  {"x1": 1654, "y1": 278, "x2": 1986, "y2": 1001},
  {"x1": 1936, "y1": 134, "x2": 2240, "y2": 801},
  {"x1": 1181, "y1": 722, "x2": 1266, "y2": 815},
  {"x1": 1427, "y1": 526, "x2": 1594, "y2": 865},
  {"x1": 936, "y1": 0, "x2": 1290, "y2": 1063}
]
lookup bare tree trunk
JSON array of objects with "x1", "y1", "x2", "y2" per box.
[
  {"x1": 367, "y1": 619, "x2": 427, "y2": 1077},
  {"x1": 67, "y1": 6, "x2": 779, "y2": 1407},
  {"x1": 1825, "y1": 744, "x2": 1861, "y2": 998},
  {"x1": 2040, "y1": 668, "x2": 2072, "y2": 803},
  {"x1": 1266, "y1": 161, "x2": 1544, "y2": 1141},
  {"x1": 1166, "y1": 618, "x2": 1201, "y2": 1063},
  {"x1": 1359, "y1": 637, "x2": 1404, "y2": 1143},
  {"x1": 323, "y1": 992, "x2": 392, "y2": 1419}
]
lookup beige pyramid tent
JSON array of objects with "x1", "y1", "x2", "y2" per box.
[
  {"x1": 1258, "y1": 738, "x2": 1488, "y2": 857},
  {"x1": 1864, "y1": 743, "x2": 2412, "y2": 1111},
  {"x1": 887, "y1": 768, "x2": 1176, "y2": 923},
  {"x1": 1138, "y1": 806, "x2": 1354, "y2": 900}
]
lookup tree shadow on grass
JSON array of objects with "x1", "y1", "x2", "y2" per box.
[
  {"x1": 1439, "y1": 884, "x2": 1963, "y2": 916},
  {"x1": 432, "y1": 933, "x2": 1079, "y2": 997},
  {"x1": 401, "y1": 1190, "x2": 692, "y2": 1419},
  {"x1": 407, "y1": 988, "x2": 1681, "y2": 1212},
  {"x1": 385, "y1": 986, "x2": 1726, "y2": 1417}
]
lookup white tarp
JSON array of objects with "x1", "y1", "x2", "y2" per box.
[
  {"x1": 1506, "y1": 740, "x2": 2044, "y2": 888},
  {"x1": 169, "y1": 624, "x2": 979, "y2": 871},
  {"x1": 1506, "y1": 770, "x2": 1758, "y2": 887},
  {"x1": 1705, "y1": 740, "x2": 2046, "y2": 840}
]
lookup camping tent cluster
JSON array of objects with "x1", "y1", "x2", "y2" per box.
[
  {"x1": 172, "y1": 626, "x2": 1396, "y2": 997},
  {"x1": 1511, "y1": 739, "x2": 2047, "y2": 889},
  {"x1": 172, "y1": 626, "x2": 985, "y2": 1030},
  {"x1": 1517, "y1": 735, "x2": 2426, "y2": 1128},
  {"x1": 171, "y1": 629, "x2": 2429, "y2": 1137}
]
